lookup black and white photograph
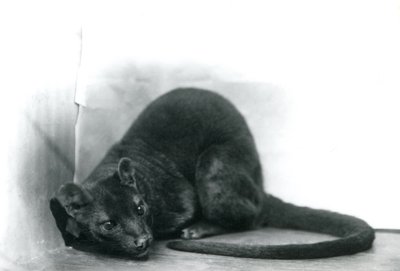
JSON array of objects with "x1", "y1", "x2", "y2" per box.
[{"x1": 1, "y1": 1, "x2": 399, "y2": 270}]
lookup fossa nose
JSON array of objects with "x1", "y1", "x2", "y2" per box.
[{"x1": 134, "y1": 235, "x2": 153, "y2": 251}]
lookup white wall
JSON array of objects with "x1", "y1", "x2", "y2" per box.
[
  {"x1": 0, "y1": 1, "x2": 80, "y2": 263},
  {"x1": 75, "y1": 0, "x2": 400, "y2": 229}
]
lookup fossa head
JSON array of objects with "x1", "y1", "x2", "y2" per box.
[{"x1": 50, "y1": 158, "x2": 153, "y2": 259}]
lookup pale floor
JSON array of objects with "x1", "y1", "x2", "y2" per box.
[{"x1": 18, "y1": 229, "x2": 400, "y2": 271}]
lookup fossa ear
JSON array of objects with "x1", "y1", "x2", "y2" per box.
[
  {"x1": 118, "y1": 157, "x2": 138, "y2": 189},
  {"x1": 55, "y1": 183, "x2": 93, "y2": 217},
  {"x1": 50, "y1": 183, "x2": 92, "y2": 245}
]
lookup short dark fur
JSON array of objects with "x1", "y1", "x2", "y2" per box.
[{"x1": 50, "y1": 88, "x2": 375, "y2": 259}]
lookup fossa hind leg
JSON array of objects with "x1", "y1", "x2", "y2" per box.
[{"x1": 182, "y1": 141, "x2": 264, "y2": 239}]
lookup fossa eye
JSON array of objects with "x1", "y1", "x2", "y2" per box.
[
  {"x1": 101, "y1": 220, "x2": 117, "y2": 231},
  {"x1": 137, "y1": 205, "x2": 145, "y2": 216}
]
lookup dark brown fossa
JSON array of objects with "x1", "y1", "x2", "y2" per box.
[{"x1": 50, "y1": 88, "x2": 375, "y2": 259}]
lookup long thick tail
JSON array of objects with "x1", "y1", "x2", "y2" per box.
[{"x1": 167, "y1": 194, "x2": 375, "y2": 259}]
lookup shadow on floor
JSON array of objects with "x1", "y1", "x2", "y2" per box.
[{"x1": 17, "y1": 228, "x2": 400, "y2": 271}]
